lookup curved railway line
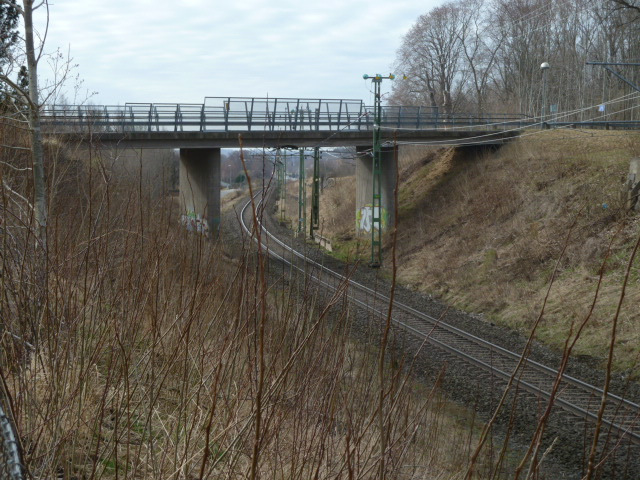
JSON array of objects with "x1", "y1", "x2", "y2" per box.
[{"x1": 239, "y1": 189, "x2": 640, "y2": 475}]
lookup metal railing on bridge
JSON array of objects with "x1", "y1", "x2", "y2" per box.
[{"x1": 41, "y1": 97, "x2": 532, "y2": 134}]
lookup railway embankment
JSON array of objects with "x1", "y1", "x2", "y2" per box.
[
  {"x1": 318, "y1": 130, "x2": 640, "y2": 378},
  {"x1": 241, "y1": 182, "x2": 639, "y2": 479},
  {"x1": 229, "y1": 129, "x2": 640, "y2": 477}
]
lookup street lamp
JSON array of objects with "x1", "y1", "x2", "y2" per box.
[
  {"x1": 540, "y1": 62, "x2": 550, "y2": 128},
  {"x1": 228, "y1": 164, "x2": 232, "y2": 186}
]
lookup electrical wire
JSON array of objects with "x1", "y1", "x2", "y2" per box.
[
  {"x1": 392, "y1": 100, "x2": 640, "y2": 148},
  {"x1": 378, "y1": 90, "x2": 640, "y2": 136},
  {"x1": 276, "y1": 90, "x2": 640, "y2": 153}
]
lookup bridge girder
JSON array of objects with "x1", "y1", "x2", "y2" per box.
[{"x1": 58, "y1": 129, "x2": 518, "y2": 150}]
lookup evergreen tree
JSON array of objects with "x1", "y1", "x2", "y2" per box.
[
  {"x1": 0, "y1": 3, "x2": 20, "y2": 108},
  {"x1": 0, "y1": 3, "x2": 19, "y2": 69}
]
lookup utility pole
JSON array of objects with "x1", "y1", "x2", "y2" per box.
[
  {"x1": 310, "y1": 147, "x2": 320, "y2": 239},
  {"x1": 276, "y1": 149, "x2": 286, "y2": 222},
  {"x1": 362, "y1": 73, "x2": 395, "y2": 267},
  {"x1": 298, "y1": 148, "x2": 307, "y2": 236},
  {"x1": 587, "y1": 61, "x2": 640, "y2": 93}
]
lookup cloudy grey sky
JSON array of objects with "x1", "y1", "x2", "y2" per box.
[{"x1": 37, "y1": 0, "x2": 443, "y2": 106}]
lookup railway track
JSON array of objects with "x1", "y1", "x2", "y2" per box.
[{"x1": 240, "y1": 189, "x2": 640, "y2": 462}]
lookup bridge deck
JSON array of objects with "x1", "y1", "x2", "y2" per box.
[
  {"x1": 43, "y1": 97, "x2": 640, "y2": 149},
  {"x1": 44, "y1": 97, "x2": 524, "y2": 148},
  {"x1": 64, "y1": 129, "x2": 519, "y2": 148}
]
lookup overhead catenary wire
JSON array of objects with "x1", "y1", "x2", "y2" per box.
[
  {"x1": 392, "y1": 100, "x2": 640, "y2": 148},
  {"x1": 373, "y1": 91, "x2": 640, "y2": 148},
  {"x1": 379, "y1": 89, "x2": 640, "y2": 134},
  {"x1": 245, "y1": 90, "x2": 640, "y2": 155}
]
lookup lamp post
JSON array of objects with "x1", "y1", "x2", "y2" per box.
[{"x1": 540, "y1": 62, "x2": 550, "y2": 128}]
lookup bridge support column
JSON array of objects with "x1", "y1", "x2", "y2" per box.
[
  {"x1": 179, "y1": 148, "x2": 221, "y2": 235},
  {"x1": 355, "y1": 145, "x2": 397, "y2": 236}
]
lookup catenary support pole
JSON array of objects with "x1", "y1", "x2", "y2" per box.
[
  {"x1": 298, "y1": 148, "x2": 306, "y2": 236},
  {"x1": 310, "y1": 147, "x2": 320, "y2": 238},
  {"x1": 362, "y1": 72, "x2": 395, "y2": 267}
]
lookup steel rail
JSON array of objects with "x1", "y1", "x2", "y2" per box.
[{"x1": 239, "y1": 190, "x2": 640, "y2": 445}]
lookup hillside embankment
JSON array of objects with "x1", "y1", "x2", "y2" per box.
[{"x1": 318, "y1": 130, "x2": 640, "y2": 375}]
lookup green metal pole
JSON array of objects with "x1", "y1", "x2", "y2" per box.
[
  {"x1": 362, "y1": 72, "x2": 395, "y2": 267},
  {"x1": 282, "y1": 150, "x2": 287, "y2": 221},
  {"x1": 298, "y1": 148, "x2": 306, "y2": 236},
  {"x1": 276, "y1": 149, "x2": 285, "y2": 222},
  {"x1": 310, "y1": 147, "x2": 320, "y2": 238},
  {"x1": 371, "y1": 77, "x2": 383, "y2": 267}
]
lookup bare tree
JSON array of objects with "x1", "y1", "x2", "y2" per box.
[
  {"x1": 391, "y1": 1, "x2": 467, "y2": 114},
  {"x1": 458, "y1": 0, "x2": 504, "y2": 115},
  {"x1": 0, "y1": 0, "x2": 47, "y2": 249},
  {"x1": 610, "y1": 0, "x2": 640, "y2": 13}
]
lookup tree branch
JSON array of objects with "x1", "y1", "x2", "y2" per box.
[
  {"x1": 2, "y1": 180, "x2": 34, "y2": 211},
  {"x1": 610, "y1": 0, "x2": 640, "y2": 12},
  {"x1": 36, "y1": 0, "x2": 49, "y2": 62},
  {"x1": 0, "y1": 74, "x2": 36, "y2": 110}
]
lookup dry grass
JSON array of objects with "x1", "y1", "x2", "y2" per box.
[
  {"x1": 388, "y1": 130, "x2": 640, "y2": 373},
  {"x1": 304, "y1": 130, "x2": 640, "y2": 373},
  {"x1": 0, "y1": 132, "x2": 507, "y2": 478},
  {"x1": 278, "y1": 175, "x2": 372, "y2": 262},
  {"x1": 267, "y1": 132, "x2": 640, "y2": 477},
  {"x1": 318, "y1": 176, "x2": 357, "y2": 241}
]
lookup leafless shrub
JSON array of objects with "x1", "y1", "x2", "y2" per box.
[{"x1": 0, "y1": 132, "x2": 493, "y2": 479}]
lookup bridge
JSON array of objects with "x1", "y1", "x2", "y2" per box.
[
  {"x1": 43, "y1": 97, "x2": 526, "y2": 148},
  {"x1": 38, "y1": 96, "x2": 553, "y2": 241}
]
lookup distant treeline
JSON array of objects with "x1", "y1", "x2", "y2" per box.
[{"x1": 390, "y1": 0, "x2": 640, "y2": 120}]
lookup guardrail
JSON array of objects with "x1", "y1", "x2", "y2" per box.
[
  {"x1": 40, "y1": 97, "x2": 531, "y2": 134},
  {"x1": 40, "y1": 97, "x2": 640, "y2": 135},
  {"x1": 549, "y1": 120, "x2": 640, "y2": 130}
]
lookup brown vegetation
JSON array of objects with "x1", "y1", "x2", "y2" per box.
[
  {"x1": 305, "y1": 131, "x2": 640, "y2": 373},
  {"x1": 0, "y1": 132, "x2": 500, "y2": 478},
  {"x1": 387, "y1": 131, "x2": 640, "y2": 373}
]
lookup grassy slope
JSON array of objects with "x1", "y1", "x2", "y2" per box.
[
  {"x1": 399, "y1": 130, "x2": 640, "y2": 373},
  {"x1": 323, "y1": 130, "x2": 640, "y2": 374}
]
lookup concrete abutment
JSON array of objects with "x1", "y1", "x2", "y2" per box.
[
  {"x1": 179, "y1": 148, "x2": 221, "y2": 234},
  {"x1": 355, "y1": 145, "x2": 397, "y2": 235}
]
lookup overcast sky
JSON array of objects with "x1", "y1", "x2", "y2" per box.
[{"x1": 36, "y1": 0, "x2": 444, "y2": 106}]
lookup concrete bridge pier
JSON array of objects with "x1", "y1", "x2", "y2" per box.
[
  {"x1": 355, "y1": 145, "x2": 397, "y2": 235},
  {"x1": 179, "y1": 148, "x2": 221, "y2": 235}
]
